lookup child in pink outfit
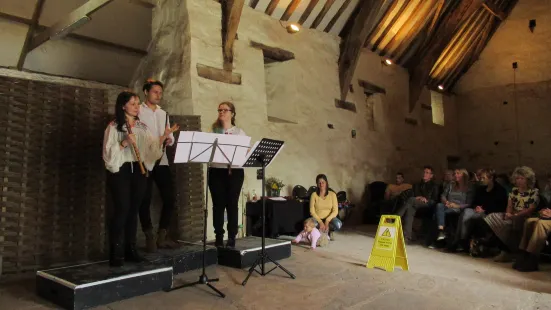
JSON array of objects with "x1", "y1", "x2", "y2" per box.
[{"x1": 292, "y1": 218, "x2": 329, "y2": 249}]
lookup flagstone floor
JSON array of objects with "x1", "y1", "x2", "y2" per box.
[{"x1": 3, "y1": 225, "x2": 551, "y2": 310}]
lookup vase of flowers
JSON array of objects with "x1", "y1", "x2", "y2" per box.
[{"x1": 266, "y1": 177, "x2": 284, "y2": 197}]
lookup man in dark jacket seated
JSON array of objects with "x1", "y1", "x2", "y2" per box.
[
  {"x1": 450, "y1": 168, "x2": 507, "y2": 252},
  {"x1": 396, "y1": 166, "x2": 439, "y2": 243}
]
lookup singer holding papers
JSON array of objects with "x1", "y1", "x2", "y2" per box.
[
  {"x1": 210, "y1": 102, "x2": 246, "y2": 248},
  {"x1": 103, "y1": 91, "x2": 167, "y2": 267}
]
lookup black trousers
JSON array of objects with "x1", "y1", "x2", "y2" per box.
[
  {"x1": 108, "y1": 162, "x2": 147, "y2": 246},
  {"x1": 139, "y1": 163, "x2": 175, "y2": 231},
  {"x1": 209, "y1": 168, "x2": 244, "y2": 238}
]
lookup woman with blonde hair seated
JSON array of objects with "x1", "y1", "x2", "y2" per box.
[
  {"x1": 484, "y1": 166, "x2": 539, "y2": 262},
  {"x1": 310, "y1": 174, "x2": 342, "y2": 240},
  {"x1": 434, "y1": 169, "x2": 475, "y2": 242}
]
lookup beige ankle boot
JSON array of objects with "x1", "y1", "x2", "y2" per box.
[
  {"x1": 144, "y1": 229, "x2": 157, "y2": 253},
  {"x1": 157, "y1": 229, "x2": 180, "y2": 249}
]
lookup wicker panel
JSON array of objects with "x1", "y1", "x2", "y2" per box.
[
  {"x1": 0, "y1": 77, "x2": 108, "y2": 275},
  {"x1": 166, "y1": 115, "x2": 204, "y2": 242}
]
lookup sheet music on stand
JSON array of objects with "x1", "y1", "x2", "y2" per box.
[
  {"x1": 243, "y1": 138, "x2": 284, "y2": 168},
  {"x1": 173, "y1": 131, "x2": 251, "y2": 166}
]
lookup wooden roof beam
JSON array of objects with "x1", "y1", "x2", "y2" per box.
[
  {"x1": 298, "y1": 0, "x2": 320, "y2": 24},
  {"x1": 128, "y1": 0, "x2": 156, "y2": 9},
  {"x1": 222, "y1": 0, "x2": 246, "y2": 69},
  {"x1": 265, "y1": 0, "x2": 281, "y2": 15},
  {"x1": 281, "y1": 0, "x2": 302, "y2": 21},
  {"x1": 29, "y1": 0, "x2": 115, "y2": 52},
  {"x1": 17, "y1": 0, "x2": 46, "y2": 70},
  {"x1": 338, "y1": 0, "x2": 385, "y2": 100},
  {"x1": 482, "y1": 0, "x2": 506, "y2": 20},
  {"x1": 407, "y1": 0, "x2": 482, "y2": 112},
  {"x1": 0, "y1": 12, "x2": 147, "y2": 56},
  {"x1": 311, "y1": 0, "x2": 336, "y2": 29}
]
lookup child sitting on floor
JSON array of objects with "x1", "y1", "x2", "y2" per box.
[{"x1": 292, "y1": 218, "x2": 329, "y2": 249}]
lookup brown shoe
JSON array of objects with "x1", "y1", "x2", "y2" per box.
[
  {"x1": 144, "y1": 229, "x2": 157, "y2": 253},
  {"x1": 157, "y1": 229, "x2": 180, "y2": 249}
]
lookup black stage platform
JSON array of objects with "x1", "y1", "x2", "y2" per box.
[
  {"x1": 216, "y1": 236, "x2": 291, "y2": 269},
  {"x1": 36, "y1": 243, "x2": 218, "y2": 310}
]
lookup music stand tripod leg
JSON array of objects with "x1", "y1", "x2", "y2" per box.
[
  {"x1": 165, "y1": 150, "x2": 225, "y2": 298},
  {"x1": 242, "y1": 152, "x2": 295, "y2": 286}
]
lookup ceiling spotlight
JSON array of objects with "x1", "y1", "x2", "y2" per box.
[
  {"x1": 384, "y1": 59, "x2": 392, "y2": 65},
  {"x1": 286, "y1": 24, "x2": 300, "y2": 34},
  {"x1": 438, "y1": 85, "x2": 444, "y2": 90}
]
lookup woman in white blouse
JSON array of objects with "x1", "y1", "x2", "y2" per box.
[
  {"x1": 210, "y1": 101, "x2": 246, "y2": 248},
  {"x1": 102, "y1": 91, "x2": 168, "y2": 267}
]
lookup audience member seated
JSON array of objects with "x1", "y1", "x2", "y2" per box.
[
  {"x1": 380, "y1": 172, "x2": 412, "y2": 214},
  {"x1": 540, "y1": 174, "x2": 551, "y2": 203},
  {"x1": 396, "y1": 165, "x2": 439, "y2": 243},
  {"x1": 483, "y1": 166, "x2": 539, "y2": 262},
  {"x1": 385, "y1": 172, "x2": 412, "y2": 200},
  {"x1": 514, "y1": 208, "x2": 551, "y2": 272},
  {"x1": 450, "y1": 169, "x2": 507, "y2": 252},
  {"x1": 441, "y1": 169, "x2": 454, "y2": 194},
  {"x1": 434, "y1": 169, "x2": 474, "y2": 243},
  {"x1": 496, "y1": 173, "x2": 513, "y2": 195},
  {"x1": 310, "y1": 174, "x2": 342, "y2": 240}
]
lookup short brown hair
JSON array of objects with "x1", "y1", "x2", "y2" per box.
[{"x1": 480, "y1": 168, "x2": 496, "y2": 180}]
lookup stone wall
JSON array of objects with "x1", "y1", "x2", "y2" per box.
[
  {"x1": 139, "y1": 0, "x2": 458, "y2": 238},
  {"x1": 455, "y1": 0, "x2": 551, "y2": 177}
]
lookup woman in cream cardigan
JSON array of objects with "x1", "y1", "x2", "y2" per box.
[{"x1": 310, "y1": 174, "x2": 343, "y2": 239}]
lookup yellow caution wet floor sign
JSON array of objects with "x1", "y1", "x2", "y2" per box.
[{"x1": 366, "y1": 215, "x2": 409, "y2": 272}]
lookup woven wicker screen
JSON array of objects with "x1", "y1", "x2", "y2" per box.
[
  {"x1": 0, "y1": 76, "x2": 205, "y2": 275},
  {"x1": 0, "y1": 76, "x2": 108, "y2": 275}
]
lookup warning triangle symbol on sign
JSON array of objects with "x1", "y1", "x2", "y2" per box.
[{"x1": 382, "y1": 228, "x2": 391, "y2": 237}]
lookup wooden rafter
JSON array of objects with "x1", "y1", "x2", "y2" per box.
[
  {"x1": 0, "y1": 12, "x2": 147, "y2": 56},
  {"x1": 128, "y1": 0, "x2": 155, "y2": 9},
  {"x1": 369, "y1": 0, "x2": 409, "y2": 51},
  {"x1": 265, "y1": 0, "x2": 281, "y2": 15},
  {"x1": 383, "y1": 0, "x2": 434, "y2": 58},
  {"x1": 17, "y1": 0, "x2": 46, "y2": 70},
  {"x1": 324, "y1": 0, "x2": 353, "y2": 32},
  {"x1": 407, "y1": 0, "x2": 483, "y2": 112},
  {"x1": 311, "y1": 0, "x2": 336, "y2": 29},
  {"x1": 222, "y1": 0, "x2": 246, "y2": 68},
  {"x1": 338, "y1": 0, "x2": 386, "y2": 100},
  {"x1": 29, "y1": 0, "x2": 115, "y2": 52},
  {"x1": 298, "y1": 0, "x2": 320, "y2": 24},
  {"x1": 482, "y1": 0, "x2": 506, "y2": 20},
  {"x1": 281, "y1": 0, "x2": 302, "y2": 21}
]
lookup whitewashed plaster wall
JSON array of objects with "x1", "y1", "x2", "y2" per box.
[
  {"x1": 130, "y1": 0, "x2": 193, "y2": 115},
  {"x1": 184, "y1": 0, "x2": 460, "y2": 238}
]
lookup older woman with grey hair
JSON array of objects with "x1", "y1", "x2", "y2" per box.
[{"x1": 483, "y1": 166, "x2": 539, "y2": 262}]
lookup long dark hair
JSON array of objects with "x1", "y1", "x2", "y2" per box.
[
  {"x1": 114, "y1": 91, "x2": 139, "y2": 132},
  {"x1": 315, "y1": 174, "x2": 329, "y2": 196},
  {"x1": 212, "y1": 101, "x2": 236, "y2": 132}
]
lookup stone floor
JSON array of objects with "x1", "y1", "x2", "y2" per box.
[{"x1": 3, "y1": 225, "x2": 551, "y2": 309}]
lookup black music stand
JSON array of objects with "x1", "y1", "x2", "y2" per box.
[
  {"x1": 241, "y1": 138, "x2": 296, "y2": 286},
  {"x1": 167, "y1": 135, "x2": 236, "y2": 298}
]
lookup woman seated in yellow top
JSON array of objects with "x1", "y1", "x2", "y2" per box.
[{"x1": 310, "y1": 174, "x2": 343, "y2": 239}]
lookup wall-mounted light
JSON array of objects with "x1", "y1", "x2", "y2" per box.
[
  {"x1": 286, "y1": 23, "x2": 300, "y2": 34},
  {"x1": 382, "y1": 58, "x2": 392, "y2": 66},
  {"x1": 438, "y1": 85, "x2": 444, "y2": 90}
]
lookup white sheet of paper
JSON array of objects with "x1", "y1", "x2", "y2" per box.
[{"x1": 174, "y1": 131, "x2": 251, "y2": 165}]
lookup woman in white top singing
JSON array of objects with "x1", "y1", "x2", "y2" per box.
[
  {"x1": 103, "y1": 90, "x2": 167, "y2": 267},
  {"x1": 210, "y1": 101, "x2": 246, "y2": 248}
]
